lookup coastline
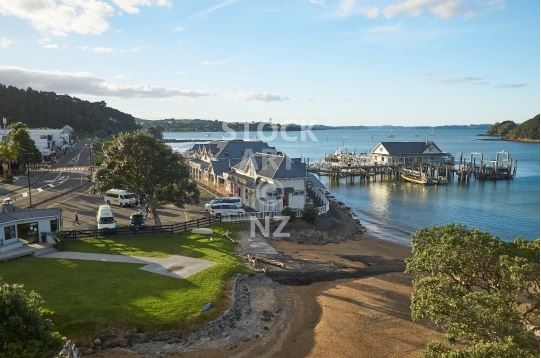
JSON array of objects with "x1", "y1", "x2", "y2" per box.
[{"x1": 88, "y1": 199, "x2": 439, "y2": 357}]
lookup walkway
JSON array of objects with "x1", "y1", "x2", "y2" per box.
[{"x1": 40, "y1": 251, "x2": 214, "y2": 279}]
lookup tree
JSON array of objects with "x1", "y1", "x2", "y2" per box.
[
  {"x1": 0, "y1": 281, "x2": 65, "y2": 358},
  {"x1": 93, "y1": 131, "x2": 199, "y2": 225},
  {"x1": 147, "y1": 126, "x2": 164, "y2": 140},
  {"x1": 7, "y1": 122, "x2": 41, "y2": 164},
  {"x1": 406, "y1": 224, "x2": 539, "y2": 357},
  {"x1": 0, "y1": 140, "x2": 21, "y2": 178}
]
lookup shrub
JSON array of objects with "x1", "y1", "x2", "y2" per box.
[
  {"x1": 281, "y1": 206, "x2": 296, "y2": 221},
  {"x1": 303, "y1": 204, "x2": 318, "y2": 224},
  {"x1": 0, "y1": 281, "x2": 65, "y2": 358}
]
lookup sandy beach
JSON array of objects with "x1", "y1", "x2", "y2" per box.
[{"x1": 89, "y1": 202, "x2": 440, "y2": 358}]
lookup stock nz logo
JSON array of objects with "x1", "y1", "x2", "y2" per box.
[{"x1": 250, "y1": 178, "x2": 290, "y2": 239}]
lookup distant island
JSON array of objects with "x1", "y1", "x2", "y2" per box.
[
  {"x1": 486, "y1": 114, "x2": 540, "y2": 142},
  {"x1": 136, "y1": 118, "x2": 489, "y2": 133}
]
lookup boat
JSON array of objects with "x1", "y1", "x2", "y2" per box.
[
  {"x1": 400, "y1": 169, "x2": 439, "y2": 185},
  {"x1": 429, "y1": 128, "x2": 434, "y2": 136},
  {"x1": 388, "y1": 129, "x2": 395, "y2": 138}
]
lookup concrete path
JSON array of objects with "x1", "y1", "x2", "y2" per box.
[
  {"x1": 238, "y1": 231, "x2": 278, "y2": 255},
  {"x1": 41, "y1": 251, "x2": 214, "y2": 279}
]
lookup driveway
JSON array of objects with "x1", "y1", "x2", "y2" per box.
[{"x1": 41, "y1": 251, "x2": 214, "y2": 279}]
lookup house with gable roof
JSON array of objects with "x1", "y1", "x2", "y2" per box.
[
  {"x1": 370, "y1": 141, "x2": 453, "y2": 166},
  {"x1": 223, "y1": 152, "x2": 307, "y2": 212},
  {"x1": 186, "y1": 139, "x2": 277, "y2": 189}
]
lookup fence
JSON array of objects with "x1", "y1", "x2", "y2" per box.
[
  {"x1": 59, "y1": 216, "x2": 221, "y2": 240},
  {"x1": 307, "y1": 185, "x2": 330, "y2": 215}
]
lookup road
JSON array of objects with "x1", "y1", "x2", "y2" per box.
[{"x1": 0, "y1": 139, "x2": 211, "y2": 230}]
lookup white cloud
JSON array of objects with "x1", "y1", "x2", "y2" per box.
[
  {"x1": 496, "y1": 83, "x2": 526, "y2": 88},
  {"x1": 192, "y1": 0, "x2": 239, "y2": 18},
  {"x1": 78, "y1": 45, "x2": 146, "y2": 54},
  {"x1": 38, "y1": 38, "x2": 65, "y2": 50},
  {"x1": 0, "y1": 0, "x2": 114, "y2": 36},
  {"x1": 112, "y1": 0, "x2": 171, "y2": 14},
  {"x1": 227, "y1": 92, "x2": 290, "y2": 102},
  {"x1": 0, "y1": 37, "x2": 13, "y2": 49},
  {"x1": 309, "y1": 0, "x2": 327, "y2": 6},
  {"x1": 440, "y1": 75, "x2": 484, "y2": 84},
  {"x1": 201, "y1": 57, "x2": 236, "y2": 66},
  {"x1": 383, "y1": 0, "x2": 505, "y2": 19},
  {"x1": 172, "y1": 25, "x2": 184, "y2": 33},
  {"x1": 0, "y1": 0, "x2": 172, "y2": 36},
  {"x1": 0, "y1": 66, "x2": 211, "y2": 99}
]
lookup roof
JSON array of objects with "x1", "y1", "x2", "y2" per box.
[
  {"x1": 307, "y1": 173, "x2": 326, "y2": 189},
  {"x1": 0, "y1": 206, "x2": 61, "y2": 225},
  {"x1": 190, "y1": 140, "x2": 277, "y2": 160},
  {"x1": 373, "y1": 141, "x2": 445, "y2": 155},
  {"x1": 209, "y1": 159, "x2": 240, "y2": 177},
  {"x1": 233, "y1": 153, "x2": 307, "y2": 179}
]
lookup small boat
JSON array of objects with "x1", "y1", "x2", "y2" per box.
[
  {"x1": 388, "y1": 129, "x2": 395, "y2": 138},
  {"x1": 400, "y1": 169, "x2": 438, "y2": 185},
  {"x1": 429, "y1": 128, "x2": 435, "y2": 136}
]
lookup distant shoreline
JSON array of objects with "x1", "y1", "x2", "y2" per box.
[{"x1": 477, "y1": 135, "x2": 539, "y2": 143}]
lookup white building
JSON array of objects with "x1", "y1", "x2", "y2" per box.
[
  {"x1": 370, "y1": 141, "x2": 453, "y2": 166},
  {"x1": 0, "y1": 127, "x2": 73, "y2": 159},
  {"x1": 0, "y1": 204, "x2": 62, "y2": 253},
  {"x1": 224, "y1": 152, "x2": 307, "y2": 212}
]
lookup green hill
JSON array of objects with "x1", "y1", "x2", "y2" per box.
[
  {"x1": 0, "y1": 84, "x2": 140, "y2": 136},
  {"x1": 486, "y1": 114, "x2": 539, "y2": 141},
  {"x1": 507, "y1": 114, "x2": 540, "y2": 141}
]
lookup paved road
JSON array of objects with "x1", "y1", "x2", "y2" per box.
[{"x1": 0, "y1": 139, "x2": 213, "y2": 230}]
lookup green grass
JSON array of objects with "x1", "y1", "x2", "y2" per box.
[{"x1": 0, "y1": 224, "x2": 245, "y2": 342}]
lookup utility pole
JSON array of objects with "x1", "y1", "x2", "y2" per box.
[
  {"x1": 89, "y1": 138, "x2": 94, "y2": 182},
  {"x1": 23, "y1": 153, "x2": 32, "y2": 208}
]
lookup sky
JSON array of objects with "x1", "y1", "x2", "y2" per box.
[{"x1": 0, "y1": 0, "x2": 539, "y2": 126}]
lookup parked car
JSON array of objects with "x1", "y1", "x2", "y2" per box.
[
  {"x1": 204, "y1": 197, "x2": 242, "y2": 211},
  {"x1": 104, "y1": 189, "x2": 137, "y2": 207},
  {"x1": 97, "y1": 205, "x2": 116, "y2": 231},
  {"x1": 209, "y1": 203, "x2": 246, "y2": 217},
  {"x1": 129, "y1": 212, "x2": 146, "y2": 230}
]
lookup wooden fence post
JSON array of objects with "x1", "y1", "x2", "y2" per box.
[
  {"x1": 208, "y1": 217, "x2": 211, "y2": 226},
  {"x1": 73, "y1": 229, "x2": 77, "y2": 240},
  {"x1": 196, "y1": 219, "x2": 199, "y2": 228},
  {"x1": 184, "y1": 222, "x2": 187, "y2": 231}
]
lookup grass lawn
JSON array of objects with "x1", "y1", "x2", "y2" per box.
[{"x1": 0, "y1": 223, "x2": 245, "y2": 342}]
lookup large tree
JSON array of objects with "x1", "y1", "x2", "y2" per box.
[
  {"x1": 93, "y1": 131, "x2": 199, "y2": 225},
  {"x1": 406, "y1": 224, "x2": 539, "y2": 357},
  {"x1": 0, "y1": 281, "x2": 65, "y2": 358},
  {"x1": 7, "y1": 122, "x2": 41, "y2": 164}
]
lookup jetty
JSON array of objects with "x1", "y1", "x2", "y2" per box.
[{"x1": 309, "y1": 143, "x2": 517, "y2": 185}]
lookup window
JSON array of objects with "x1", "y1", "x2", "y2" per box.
[
  {"x1": 40, "y1": 135, "x2": 48, "y2": 139},
  {"x1": 294, "y1": 190, "x2": 305, "y2": 196},
  {"x1": 106, "y1": 193, "x2": 119, "y2": 198},
  {"x1": 50, "y1": 219, "x2": 58, "y2": 232},
  {"x1": 4, "y1": 225, "x2": 16, "y2": 241}
]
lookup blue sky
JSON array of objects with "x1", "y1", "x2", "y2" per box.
[{"x1": 0, "y1": 0, "x2": 538, "y2": 125}]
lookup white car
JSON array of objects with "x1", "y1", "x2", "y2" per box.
[
  {"x1": 204, "y1": 197, "x2": 242, "y2": 211},
  {"x1": 104, "y1": 189, "x2": 137, "y2": 207},
  {"x1": 209, "y1": 203, "x2": 246, "y2": 217}
]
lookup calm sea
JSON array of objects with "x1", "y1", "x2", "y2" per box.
[{"x1": 166, "y1": 128, "x2": 540, "y2": 245}]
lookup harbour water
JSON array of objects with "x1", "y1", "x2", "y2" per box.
[{"x1": 166, "y1": 127, "x2": 540, "y2": 245}]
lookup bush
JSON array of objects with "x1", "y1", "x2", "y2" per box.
[
  {"x1": 303, "y1": 204, "x2": 318, "y2": 224},
  {"x1": 0, "y1": 281, "x2": 65, "y2": 358},
  {"x1": 281, "y1": 206, "x2": 296, "y2": 221},
  {"x1": 52, "y1": 233, "x2": 66, "y2": 251}
]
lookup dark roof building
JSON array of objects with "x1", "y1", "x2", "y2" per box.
[{"x1": 371, "y1": 141, "x2": 452, "y2": 165}]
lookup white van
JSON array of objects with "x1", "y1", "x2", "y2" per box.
[
  {"x1": 204, "y1": 197, "x2": 242, "y2": 211},
  {"x1": 104, "y1": 189, "x2": 137, "y2": 207},
  {"x1": 97, "y1": 205, "x2": 117, "y2": 230},
  {"x1": 209, "y1": 203, "x2": 246, "y2": 217}
]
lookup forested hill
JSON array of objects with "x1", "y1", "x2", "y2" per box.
[
  {"x1": 486, "y1": 114, "x2": 540, "y2": 141},
  {"x1": 0, "y1": 85, "x2": 140, "y2": 136}
]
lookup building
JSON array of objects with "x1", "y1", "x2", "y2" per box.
[
  {"x1": 224, "y1": 152, "x2": 307, "y2": 212},
  {"x1": 0, "y1": 203, "x2": 62, "y2": 253},
  {"x1": 187, "y1": 139, "x2": 277, "y2": 189},
  {"x1": 370, "y1": 141, "x2": 453, "y2": 166},
  {"x1": 0, "y1": 127, "x2": 74, "y2": 159}
]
